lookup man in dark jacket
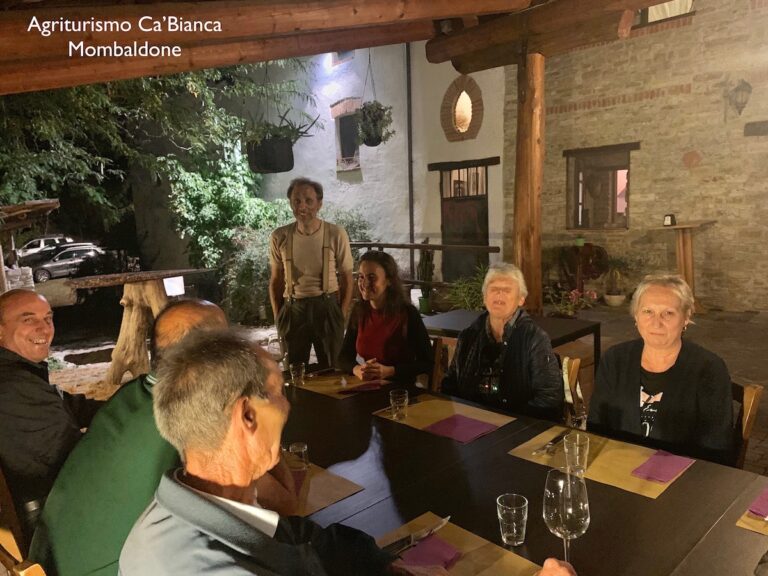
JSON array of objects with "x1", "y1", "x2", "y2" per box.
[
  {"x1": 0, "y1": 289, "x2": 100, "y2": 532},
  {"x1": 441, "y1": 264, "x2": 563, "y2": 421}
]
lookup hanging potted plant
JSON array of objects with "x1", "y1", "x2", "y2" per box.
[
  {"x1": 244, "y1": 110, "x2": 319, "y2": 174},
  {"x1": 356, "y1": 100, "x2": 395, "y2": 147}
]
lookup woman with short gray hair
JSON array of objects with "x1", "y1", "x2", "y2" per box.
[
  {"x1": 441, "y1": 263, "x2": 563, "y2": 420},
  {"x1": 588, "y1": 274, "x2": 734, "y2": 465}
]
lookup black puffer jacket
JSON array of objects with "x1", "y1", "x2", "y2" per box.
[{"x1": 441, "y1": 310, "x2": 564, "y2": 421}]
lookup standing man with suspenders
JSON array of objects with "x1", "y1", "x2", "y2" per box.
[{"x1": 269, "y1": 178, "x2": 354, "y2": 369}]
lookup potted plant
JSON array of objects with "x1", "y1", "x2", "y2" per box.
[
  {"x1": 244, "y1": 110, "x2": 319, "y2": 174},
  {"x1": 603, "y1": 257, "x2": 631, "y2": 307},
  {"x1": 545, "y1": 286, "x2": 598, "y2": 318},
  {"x1": 416, "y1": 240, "x2": 434, "y2": 314},
  {"x1": 447, "y1": 266, "x2": 487, "y2": 311},
  {"x1": 356, "y1": 100, "x2": 395, "y2": 147}
]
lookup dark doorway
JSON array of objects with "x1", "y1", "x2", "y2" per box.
[{"x1": 436, "y1": 161, "x2": 495, "y2": 281}]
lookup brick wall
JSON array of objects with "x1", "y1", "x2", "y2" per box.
[{"x1": 503, "y1": 0, "x2": 768, "y2": 310}]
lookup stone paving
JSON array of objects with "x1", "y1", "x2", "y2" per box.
[{"x1": 49, "y1": 305, "x2": 768, "y2": 473}]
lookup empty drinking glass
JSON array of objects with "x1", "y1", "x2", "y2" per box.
[
  {"x1": 496, "y1": 493, "x2": 528, "y2": 546},
  {"x1": 389, "y1": 389, "x2": 409, "y2": 420},
  {"x1": 564, "y1": 433, "x2": 590, "y2": 476},
  {"x1": 288, "y1": 442, "x2": 309, "y2": 471},
  {"x1": 289, "y1": 362, "x2": 305, "y2": 387},
  {"x1": 543, "y1": 467, "x2": 590, "y2": 563}
]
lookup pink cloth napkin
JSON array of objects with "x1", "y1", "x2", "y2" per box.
[
  {"x1": 401, "y1": 534, "x2": 462, "y2": 569},
  {"x1": 748, "y1": 488, "x2": 768, "y2": 517},
  {"x1": 423, "y1": 414, "x2": 498, "y2": 443},
  {"x1": 631, "y1": 450, "x2": 695, "y2": 483},
  {"x1": 338, "y1": 382, "x2": 384, "y2": 394}
]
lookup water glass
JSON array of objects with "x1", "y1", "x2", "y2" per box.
[
  {"x1": 564, "y1": 433, "x2": 590, "y2": 476},
  {"x1": 496, "y1": 493, "x2": 528, "y2": 546},
  {"x1": 289, "y1": 362, "x2": 305, "y2": 387},
  {"x1": 288, "y1": 442, "x2": 309, "y2": 471},
  {"x1": 389, "y1": 389, "x2": 409, "y2": 420}
]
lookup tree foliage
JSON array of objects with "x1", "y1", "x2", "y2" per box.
[{"x1": 0, "y1": 60, "x2": 314, "y2": 241}]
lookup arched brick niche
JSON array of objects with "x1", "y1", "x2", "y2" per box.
[{"x1": 440, "y1": 75, "x2": 483, "y2": 142}]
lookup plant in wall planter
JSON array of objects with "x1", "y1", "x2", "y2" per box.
[
  {"x1": 244, "y1": 111, "x2": 319, "y2": 174},
  {"x1": 356, "y1": 100, "x2": 395, "y2": 147}
]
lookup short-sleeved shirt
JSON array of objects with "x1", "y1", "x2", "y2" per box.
[{"x1": 269, "y1": 220, "x2": 352, "y2": 298}]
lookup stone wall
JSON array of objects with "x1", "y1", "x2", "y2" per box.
[{"x1": 504, "y1": 0, "x2": 768, "y2": 310}]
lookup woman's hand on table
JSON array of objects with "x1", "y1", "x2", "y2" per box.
[{"x1": 355, "y1": 358, "x2": 395, "y2": 381}]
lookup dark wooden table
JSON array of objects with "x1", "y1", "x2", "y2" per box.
[
  {"x1": 422, "y1": 309, "x2": 602, "y2": 366},
  {"x1": 283, "y1": 382, "x2": 765, "y2": 575}
]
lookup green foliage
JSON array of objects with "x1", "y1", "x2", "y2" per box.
[
  {"x1": 0, "y1": 60, "x2": 314, "y2": 241},
  {"x1": 221, "y1": 202, "x2": 374, "y2": 324},
  {"x1": 243, "y1": 109, "x2": 320, "y2": 145},
  {"x1": 447, "y1": 266, "x2": 487, "y2": 311},
  {"x1": 356, "y1": 100, "x2": 395, "y2": 145},
  {"x1": 163, "y1": 154, "x2": 295, "y2": 268},
  {"x1": 417, "y1": 240, "x2": 435, "y2": 298}
]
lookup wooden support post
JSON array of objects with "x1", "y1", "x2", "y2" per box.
[
  {"x1": 512, "y1": 52, "x2": 545, "y2": 315},
  {"x1": 105, "y1": 279, "x2": 168, "y2": 387},
  {"x1": 0, "y1": 239, "x2": 7, "y2": 294}
]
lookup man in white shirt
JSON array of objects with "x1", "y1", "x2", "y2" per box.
[{"x1": 269, "y1": 177, "x2": 353, "y2": 368}]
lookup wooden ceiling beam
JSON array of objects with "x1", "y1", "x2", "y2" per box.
[
  {"x1": 427, "y1": 0, "x2": 666, "y2": 64},
  {"x1": 0, "y1": 20, "x2": 435, "y2": 95},
  {"x1": 0, "y1": 0, "x2": 531, "y2": 63},
  {"x1": 451, "y1": 10, "x2": 634, "y2": 74}
]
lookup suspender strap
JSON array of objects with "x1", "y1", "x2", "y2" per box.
[
  {"x1": 285, "y1": 223, "x2": 296, "y2": 299},
  {"x1": 322, "y1": 221, "x2": 331, "y2": 294}
]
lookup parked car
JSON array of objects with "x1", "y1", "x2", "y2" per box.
[
  {"x1": 16, "y1": 235, "x2": 74, "y2": 258},
  {"x1": 32, "y1": 245, "x2": 105, "y2": 283},
  {"x1": 20, "y1": 242, "x2": 100, "y2": 267}
]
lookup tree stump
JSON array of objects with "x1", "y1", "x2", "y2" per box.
[{"x1": 105, "y1": 279, "x2": 167, "y2": 386}]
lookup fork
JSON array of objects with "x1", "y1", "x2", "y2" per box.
[{"x1": 531, "y1": 430, "x2": 569, "y2": 456}]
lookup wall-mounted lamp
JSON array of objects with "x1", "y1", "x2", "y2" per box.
[{"x1": 728, "y1": 79, "x2": 752, "y2": 116}]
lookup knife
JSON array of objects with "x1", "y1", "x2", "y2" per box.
[
  {"x1": 381, "y1": 515, "x2": 451, "y2": 556},
  {"x1": 531, "y1": 429, "x2": 570, "y2": 456}
]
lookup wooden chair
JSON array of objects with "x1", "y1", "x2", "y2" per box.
[
  {"x1": 430, "y1": 336, "x2": 458, "y2": 392},
  {"x1": 0, "y1": 541, "x2": 46, "y2": 576},
  {"x1": 0, "y1": 465, "x2": 29, "y2": 559},
  {"x1": 562, "y1": 356, "x2": 586, "y2": 427},
  {"x1": 732, "y1": 381, "x2": 763, "y2": 469}
]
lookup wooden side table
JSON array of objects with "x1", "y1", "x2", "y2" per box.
[
  {"x1": 657, "y1": 220, "x2": 716, "y2": 310},
  {"x1": 67, "y1": 269, "x2": 208, "y2": 386}
]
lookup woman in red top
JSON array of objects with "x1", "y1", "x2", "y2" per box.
[{"x1": 338, "y1": 251, "x2": 432, "y2": 383}]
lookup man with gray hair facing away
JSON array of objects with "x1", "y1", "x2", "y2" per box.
[
  {"x1": 269, "y1": 177, "x2": 353, "y2": 368},
  {"x1": 120, "y1": 329, "x2": 447, "y2": 576}
]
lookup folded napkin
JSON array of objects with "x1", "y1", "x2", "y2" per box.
[
  {"x1": 423, "y1": 414, "x2": 498, "y2": 443},
  {"x1": 338, "y1": 382, "x2": 384, "y2": 394},
  {"x1": 401, "y1": 534, "x2": 462, "y2": 569},
  {"x1": 748, "y1": 488, "x2": 768, "y2": 517},
  {"x1": 631, "y1": 450, "x2": 695, "y2": 483}
]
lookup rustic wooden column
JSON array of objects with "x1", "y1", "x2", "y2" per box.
[
  {"x1": 105, "y1": 279, "x2": 168, "y2": 386},
  {"x1": 513, "y1": 52, "x2": 545, "y2": 314}
]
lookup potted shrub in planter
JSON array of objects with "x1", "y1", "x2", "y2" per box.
[
  {"x1": 356, "y1": 100, "x2": 395, "y2": 147},
  {"x1": 244, "y1": 111, "x2": 319, "y2": 174},
  {"x1": 447, "y1": 266, "x2": 487, "y2": 311},
  {"x1": 416, "y1": 240, "x2": 434, "y2": 314},
  {"x1": 603, "y1": 257, "x2": 631, "y2": 307}
]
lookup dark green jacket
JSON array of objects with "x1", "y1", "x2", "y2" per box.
[{"x1": 29, "y1": 373, "x2": 180, "y2": 576}]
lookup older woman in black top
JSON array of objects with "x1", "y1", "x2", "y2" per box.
[{"x1": 588, "y1": 274, "x2": 734, "y2": 464}]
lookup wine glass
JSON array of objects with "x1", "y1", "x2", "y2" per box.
[{"x1": 542, "y1": 467, "x2": 590, "y2": 563}]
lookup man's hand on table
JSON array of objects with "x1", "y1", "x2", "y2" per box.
[
  {"x1": 254, "y1": 457, "x2": 298, "y2": 516},
  {"x1": 389, "y1": 560, "x2": 449, "y2": 575},
  {"x1": 537, "y1": 558, "x2": 577, "y2": 576}
]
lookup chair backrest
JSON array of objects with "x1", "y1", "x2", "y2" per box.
[
  {"x1": 562, "y1": 356, "x2": 585, "y2": 427},
  {"x1": 732, "y1": 381, "x2": 763, "y2": 469},
  {"x1": 430, "y1": 337, "x2": 458, "y2": 392},
  {"x1": 0, "y1": 541, "x2": 46, "y2": 576},
  {"x1": 0, "y1": 465, "x2": 28, "y2": 558}
]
